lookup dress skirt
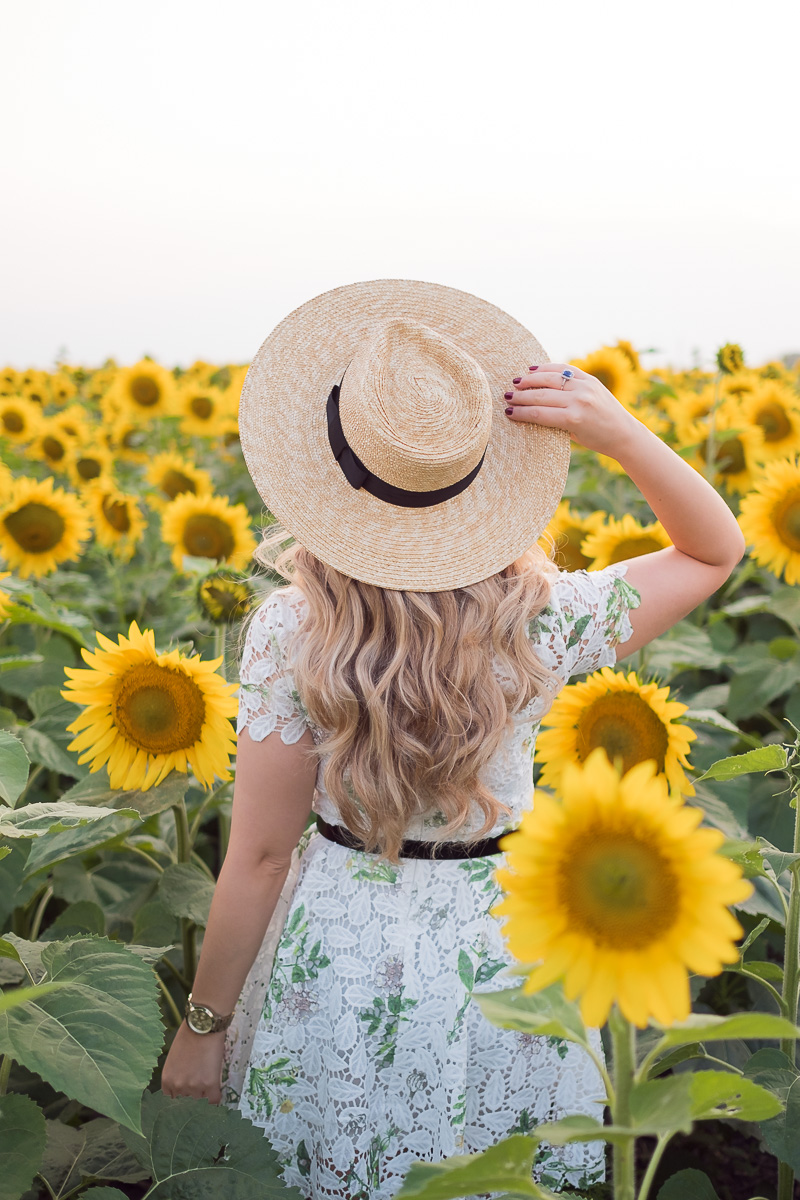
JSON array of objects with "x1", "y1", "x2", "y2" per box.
[{"x1": 222, "y1": 825, "x2": 606, "y2": 1199}]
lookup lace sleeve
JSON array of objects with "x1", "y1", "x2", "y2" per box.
[
  {"x1": 547, "y1": 563, "x2": 641, "y2": 679},
  {"x1": 236, "y1": 589, "x2": 312, "y2": 744}
]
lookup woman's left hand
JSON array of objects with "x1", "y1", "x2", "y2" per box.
[{"x1": 503, "y1": 363, "x2": 639, "y2": 458}]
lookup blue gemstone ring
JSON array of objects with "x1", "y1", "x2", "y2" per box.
[{"x1": 560, "y1": 368, "x2": 574, "y2": 390}]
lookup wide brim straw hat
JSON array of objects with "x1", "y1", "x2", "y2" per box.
[{"x1": 238, "y1": 278, "x2": 570, "y2": 591}]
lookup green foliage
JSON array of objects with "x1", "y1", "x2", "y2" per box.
[
  {"x1": 656, "y1": 1169, "x2": 721, "y2": 1200},
  {"x1": 0, "y1": 1092, "x2": 47, "y2": 1200},
  {"x1": 394, "y1": 1132, "x2": 548, "y2": 1199},
  {"x1": 0, "y1": 729, "x2": 30, "y2": 806}
]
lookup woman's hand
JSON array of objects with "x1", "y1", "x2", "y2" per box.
[
  {"x1": 160, "y1": 1020, "x2": 226, "y2": 1104},
  {"x1": 503, "y1": 363, "x2": 638, "y2": 458}
]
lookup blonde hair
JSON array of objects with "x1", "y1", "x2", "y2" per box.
[{"x1": 243, "y1": 520, "x2": 563, "y2": 864}]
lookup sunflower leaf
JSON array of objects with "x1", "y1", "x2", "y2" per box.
[
  {"x1": 23, "y1": 810, "x2": 140, "y2": 878},
  {"x1": 651, "y1": 1011, "x2": 800, "y2": 1049},
  {"x1": 0, "y1": 936, "x2": 164, "y2": 1133},
  {"x1": 38, "y1": 1116, "x2": 150, "y2": 1195},
  {"x1": 695, "y1": 745, "x2": 790, "y2": 783},
  {"x1": 656, "y1": 1168, "x2": 721, "y2": 1200},
  {"x1": 743, "y1": 1050, "x2": 800, "y2": 1172},
  {"x1": 121, "y1": 1090, "x2": 305, "y2": 1200},
  {"x1": 159, "y1": 861, "x2": 216, "y2": 925},
  {"x1": 0, "y1": 1092, "x2": 47, "y2": 1200},
  {"x1": 61, "y1": 766, "x2": 191, "y2": 818},
  {"x1": 469, "y1": 983, "x2": 590, "y2": 1050},
  {"x1": 393, "y1": 1131, "x2": 544, "y2": 1198},
  {"x1": 0, "y1": 729, "x2": 30, "y2": 807}
]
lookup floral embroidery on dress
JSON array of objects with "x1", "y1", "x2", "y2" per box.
[{"x1": 225, "y1": 564, "x2": 641, "y2": 1198}]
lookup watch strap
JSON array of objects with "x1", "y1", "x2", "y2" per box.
[{"x1": 185, "y1": 993, "x2": 234, "y2": 1034}]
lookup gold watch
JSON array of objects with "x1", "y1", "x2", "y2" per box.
[{"x1": 184, "y1": 992, "x2": 234, "y2": 1035}]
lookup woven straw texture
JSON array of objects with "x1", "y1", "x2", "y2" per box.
[{"x1": 238, "y1": 278, "x2": 570, "y2": 591}]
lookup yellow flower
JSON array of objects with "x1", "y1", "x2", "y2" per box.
[
  {"x1": 490, "y1": 749, "x2": 753, "y2": 1028},
  {"x1": 0, "y1": 476, "x2": 91, "y2": 578},
  {"x1": 28, "y1": 419, "x2": 73, "y2": 474},
  {"x1": 719, "y1": 370, "x2": 759, "y2": 403},
  {"x1": 740, "y1": 381, "x2": 800, "y2": 463},
  {"x1": 664, "y1": 384, "x2": 717, "y2": 444},
  {"x1": 85, "y1": 481, "x2": 147, "y2": 562},
  {"x1": 53, "y1": 404, "x2": 93, "y2": 444},
  {"x1": 739, "y1": 456, "x2": 800, "y2": 585},
  {"x1": 0, "y1": 395, "x2": 41, "y2": 444},
  {"x1": 685, "y1": 401, "x2": 765, "y2": 494},
  {"x1": 160, "y1": 492, "x2": 257, "y2": 572},
  {"x1": 0, "y1": 570, "x2": 12, "y2": 619},
  {"x1": 66, "y1": 442, "x2": 115, "y2": 491},
  {"x1": 539, "y1": 501, "x2": 607, "y2": 571},
  {"x1": 197, "y1": 569, "x2": 255, "y2": 624},
  {"x1": 536, "y1": 665, "x2": 696, "y2": 796},
  {"x1": 570, "y1": 346, "x2": 639, "y2": 410},
  {"x1": 48, "y1": 372, "x2": 78, "y2": 407},
  {"x1": 717, "y1": 343, "x2": 744, "y2": 374},
  {"x1": 104, "y1": 415, "x2": 151, "y2": 464},
  {"x1": 0, "y1": 460, "x2": 14, "y2": 502},
  {"x1": 106, "y1": 359, "x2": 176, "y2": 420},
  {"x1": 614, "y1": 340, "x2": 641, "y2": 374},
  {"x1": 19, "y1": 370, "x2": 49, "y2": 406},
  {"x1": 61, "y1": 620, "x2": 238, "y2": 790},
  {"x1": 145, "y1": 452, "x2": 214, "y2": 508},
  {"x1": 580, "y1": 512, "x2": 671, "y2": 570},
  {"x1": 175, "y1": 380, "x2": 227, "y2": 438}
]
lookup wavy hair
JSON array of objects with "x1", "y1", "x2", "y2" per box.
[{"x1": 242, "y1": 520, "x2": 563, "y2": 864}]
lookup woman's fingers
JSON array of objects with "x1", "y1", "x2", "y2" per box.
[{"x1": 506, "y1": 402, "x2": 571, "y2": 426}]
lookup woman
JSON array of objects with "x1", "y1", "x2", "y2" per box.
[{"x1": 161, "y1": 280, "x2": 745, "y2": 1196}]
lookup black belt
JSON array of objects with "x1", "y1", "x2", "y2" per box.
[{"x1": 315, "y1": 813, "x2": 512, "y2": 859}]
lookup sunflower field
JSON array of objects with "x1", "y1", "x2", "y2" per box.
[{"x1": 2, "y1": 344, "x2": 800, "y2": 1200}]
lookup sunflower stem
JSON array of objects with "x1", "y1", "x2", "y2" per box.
[
  {"x1": 636, "y1": 1133, "x2": 671, "y2": 1200},
  {"x1": 609, "y1": 1004, "x2": 637, "y2": 1200},
  {"x1": 213, "y1": 625, "x2": 226, "y2": 680},
  {"x1": 156, "y1": 973, "x2": 184, "y2": 1028},
  {"x1": 172, "y1": 798, "x2": 197, "y2": 988},
  {"x1": 28, "y1": 885, "x2": 53, "y2": 941},
  {"x1": 776, "y1": 763, "x2": 800, "y2": 1200},
  {"x1": 0, "y1": 1054, "x2": 12, "y2": 1096}
]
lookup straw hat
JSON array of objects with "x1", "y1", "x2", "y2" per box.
[{"x1": 238, "y1": 278, "x2": 570, "y2": 591}]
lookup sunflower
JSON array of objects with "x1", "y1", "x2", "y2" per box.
[
  {"x1": 175, "y1": 380, "x2": 227, "y2": 438},
  {"x1": 104, "y1": 415, "x2": 151, "y2": 464},
  {"x1": 197, "y1": 568, "x2": 255, "y2": 624},
  {"x1": 160, "y1": 492, "x2": 257, "y2": 572},
  {"x1": 48, "y1": 372, "x2": 78, "y2": 407},
  {"x1": 614, "y1": 340, "x2": 641, "y2": 375},
  {"x1": 106, "y1": 359, "x2": 176, "y2": 420},
  {"x1": 66, "y1": 442, "x2": 115, "y2": 491},
  {"x1": 0, "y1": 476, "x2": 91, "y2": 578},
  {"x1": 0, "y1": 395, "x2": 41, "y2": 444},
  {"x1": 54, "y1": 404, "x2": 93, "y2": 443},
  {"x1": 0, "y1": 570, "x2": 12, "y2": 620},
  {"x1": 85, "y1": 481, "x2": 147, "y2": 562},
  {"x1": 0, "y1": 460, "x2": 14, "y2": 502},
  {"x1": 28, "y1": 418, "x2": 73, "y2": 474},
  {"x1": 740, "y1": 381, "x2": 800, "y2": 463},
  {"x1": 145, "y1": 451, "x2": 214, "y2": 508},
  {"x1": 1, "y1": 367, "x2": 19, "y2": 393},
  {"x1": 539, "y1": 501, "x2": 607, "y2": 571},
  {"x1": 739, "y1": 456, "x2": 800, "y2": 585},
  {"x1": 536, "y1": 665, "x2": 696, "y2": 796},
  {"x1": 719, "y1": 370, "x2": 759, "y2": 403},
  {"x1": 569, "y1": 346, "x2": 640, "y2": 410},
  {"x1": 686, "y1": 402, "x2": 765, "y2": 494},
  {"x1": 490, "y1": 749, "x2": 753, "y2": 1028},
  {"x1": 61, "y1": 620, "x2": 238, "y2": 790},
  {"x1": 19, "y1": 370, "x2": 49, "y2": 406},
  {"x1": 580, "y1": 512, "x2": 671, "y2": 570},
  {"x1": 717, "y1": 343, "x2": 744, "y2": 374},
  {"x1": 664, "y1": 384, "x2": 717, "y2": 444}
]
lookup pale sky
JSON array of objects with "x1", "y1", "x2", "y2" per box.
[{"x1": 2, "y1": 0, "x2": 798, "y2": 374}]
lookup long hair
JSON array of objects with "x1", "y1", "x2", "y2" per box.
[{"x1": 242, "y1": 520, "x2": 563, "y2": 864}]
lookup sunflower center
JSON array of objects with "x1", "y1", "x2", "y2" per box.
[
  {"x1": 4, "y1": 502, "x2": 66, "y2": 553},
  {"x1": 607, "y1": 536, "x2": 663, "y2": 564},
  {"x1": 102, "y1": 495, "x2": 131, "y2": 533},
  {"x1": 557, "y1": 526, "x2": 593, "y2": 572},
  {"x1": 190, "y1": 396, "x2": 214, "y2": 420},
  {"x1": 113, "y1": 662, "x2": 206, "y2": 753},
  {"x1": 130, "y1": 375, "x2": 161, "y2": 407},
  {"x1": 42, "y1": 435, "x2": 66, "y2": 461},
  {"x1": 77, "y1": 456, "x2": 102, "y2": 481},
  {"x1": 182, "y1": 514, "x2": 235, "y2": 561},
  {"x1": 2, "y1": 411, "x2": 24, "y2": 434},
  {"x1": 576, "y1": 692, "x2": 669, "y2": 775},
  {"x1": 560, "y1": 831, "x2": 680, "y2": 948},
  {"x1": 756, "y1": 402, "x2": 792, "y2": 442},
  {"x1": 204, "y1": 581, "x2": 245, "y2": 618},
  {"x1": 160, "y1": 469, "x2": 197, "y2": 499},
  {"x1": 771, "y1": 488, "x2": 800, "y2": 553},
  {"x1": 700, "y1": 436, "x2": 746, "y2": 475}
]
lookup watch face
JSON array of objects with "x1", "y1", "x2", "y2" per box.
[{"x1": 188, "y1": 1005, "x2": 214, "y2": 1034}]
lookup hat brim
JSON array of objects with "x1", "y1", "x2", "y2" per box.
[{"x1": 238, "y1": 278, "x2": 570, "y2": 590}]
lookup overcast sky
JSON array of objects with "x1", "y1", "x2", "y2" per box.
[{"x1": 2, "y1": 0, "x2": 798, "y2": 374}]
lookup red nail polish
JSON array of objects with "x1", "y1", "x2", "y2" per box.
[
  {"x1": 504, "y1": 392, "x2": 514, "y2": 400},
  {"x1": 504, "y1": 406, "x2": 514, "y2": 415},
  {"x1": 512, "y1": 377, "x2": 521, "y2": 384},
  {"x1": 528, "y1": 365, "x2": 539, "y2": 371}
]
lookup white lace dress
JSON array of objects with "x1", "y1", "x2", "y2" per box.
[{"x1": 222, "y1": 564, "x2": 640, "y2": 1198}]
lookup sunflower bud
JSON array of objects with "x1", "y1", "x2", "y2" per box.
[
  {"x1": 198, "y1": 569, "x2": 255, "y2": 624},
  {"x1": 716, "y1": 343, "x2": 745, "y2": 374}
]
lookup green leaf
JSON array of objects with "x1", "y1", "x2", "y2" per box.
[
  {"x1": 727, "y1": 661, "x2": 800, "y2": 722},
  {"x1": 760, "y1": 845, "x2": 800, "y2": 878},
  {"x1": 61, "y1": 766, "x2": 191, "y2": 818},
  {"x1": 695, "y1": 745, "x2": 789, "y2": 783},
  {"x1": 0, "y1": 652, "x2": 44, "y2": 673},
  {"x1": 24, "y1": 809, "x2": 139, "y2": 878},
  {"x1": 159, "y1": 862, "x2": 215, "y2": 925},
  {"x1": 688, "y1": 1070, "x2": 782, "y2": 1122},
  {"x1": 0, "y1": 1092, "x2": 47, "y2": 1200},
  {"x1": 394, "y1": 1132, "x2": 544, "y2": 1199},
  {"x1": 133, "y1": 900, "x2": 180, "y2": 946},
  {"x1": 743, "y1": 1050, "x2": 800, "y2": 1171},
  {"x1": 533, "y1": 1114, "x2": 633, "y2": 1145},
  {"x1": 19, "y1": 724, "x2": 81, "y2": 777},
  {"x1": 39, "y1": 900, "x2": 106, "y2": 940},
  {"x1": 0, "y1": 982, "x2": 64, "y2": 1013},
  {"x1": 0, "y1": 729, "x2": 30, "y2": 807},
  {"x1": 736, "y1": 960, "x2": 784, "y2": 983},
  {"x1": 78, "y1": 1190, "x2": 130, "y2": 1199},
  {"x1": 657, "y1": 1169, "x2": 721, "y2": 1200},
  {"x1": 470, "y1": 983, "x2": 589, "y2": 1050},
  {"x1": 0, "y1": 935, "x2": 164, "y2": 1132},
  {"x1": 122, "y1": 1090, "x2": 305, "y2": 1199},
  {"x1": 38, "y1": 1116, "x2": 150, "y2": 1196},
  {"x1": 684, "y1": 708, "x2": 742, "y2": 736},
  {"x1": 652, "y1": 1011, "x2": 800, "y2": 1050},
  {"x1": 457, "y1": 949, "x2": 474, "y2": 992},
  {"x1": 0, "y1": 801, "x2": 136, "y2": 839}
]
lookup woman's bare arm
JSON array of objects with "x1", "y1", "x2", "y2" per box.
[{"x1": 506, "y1": 363, "x2": 745, "y2": 656}]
